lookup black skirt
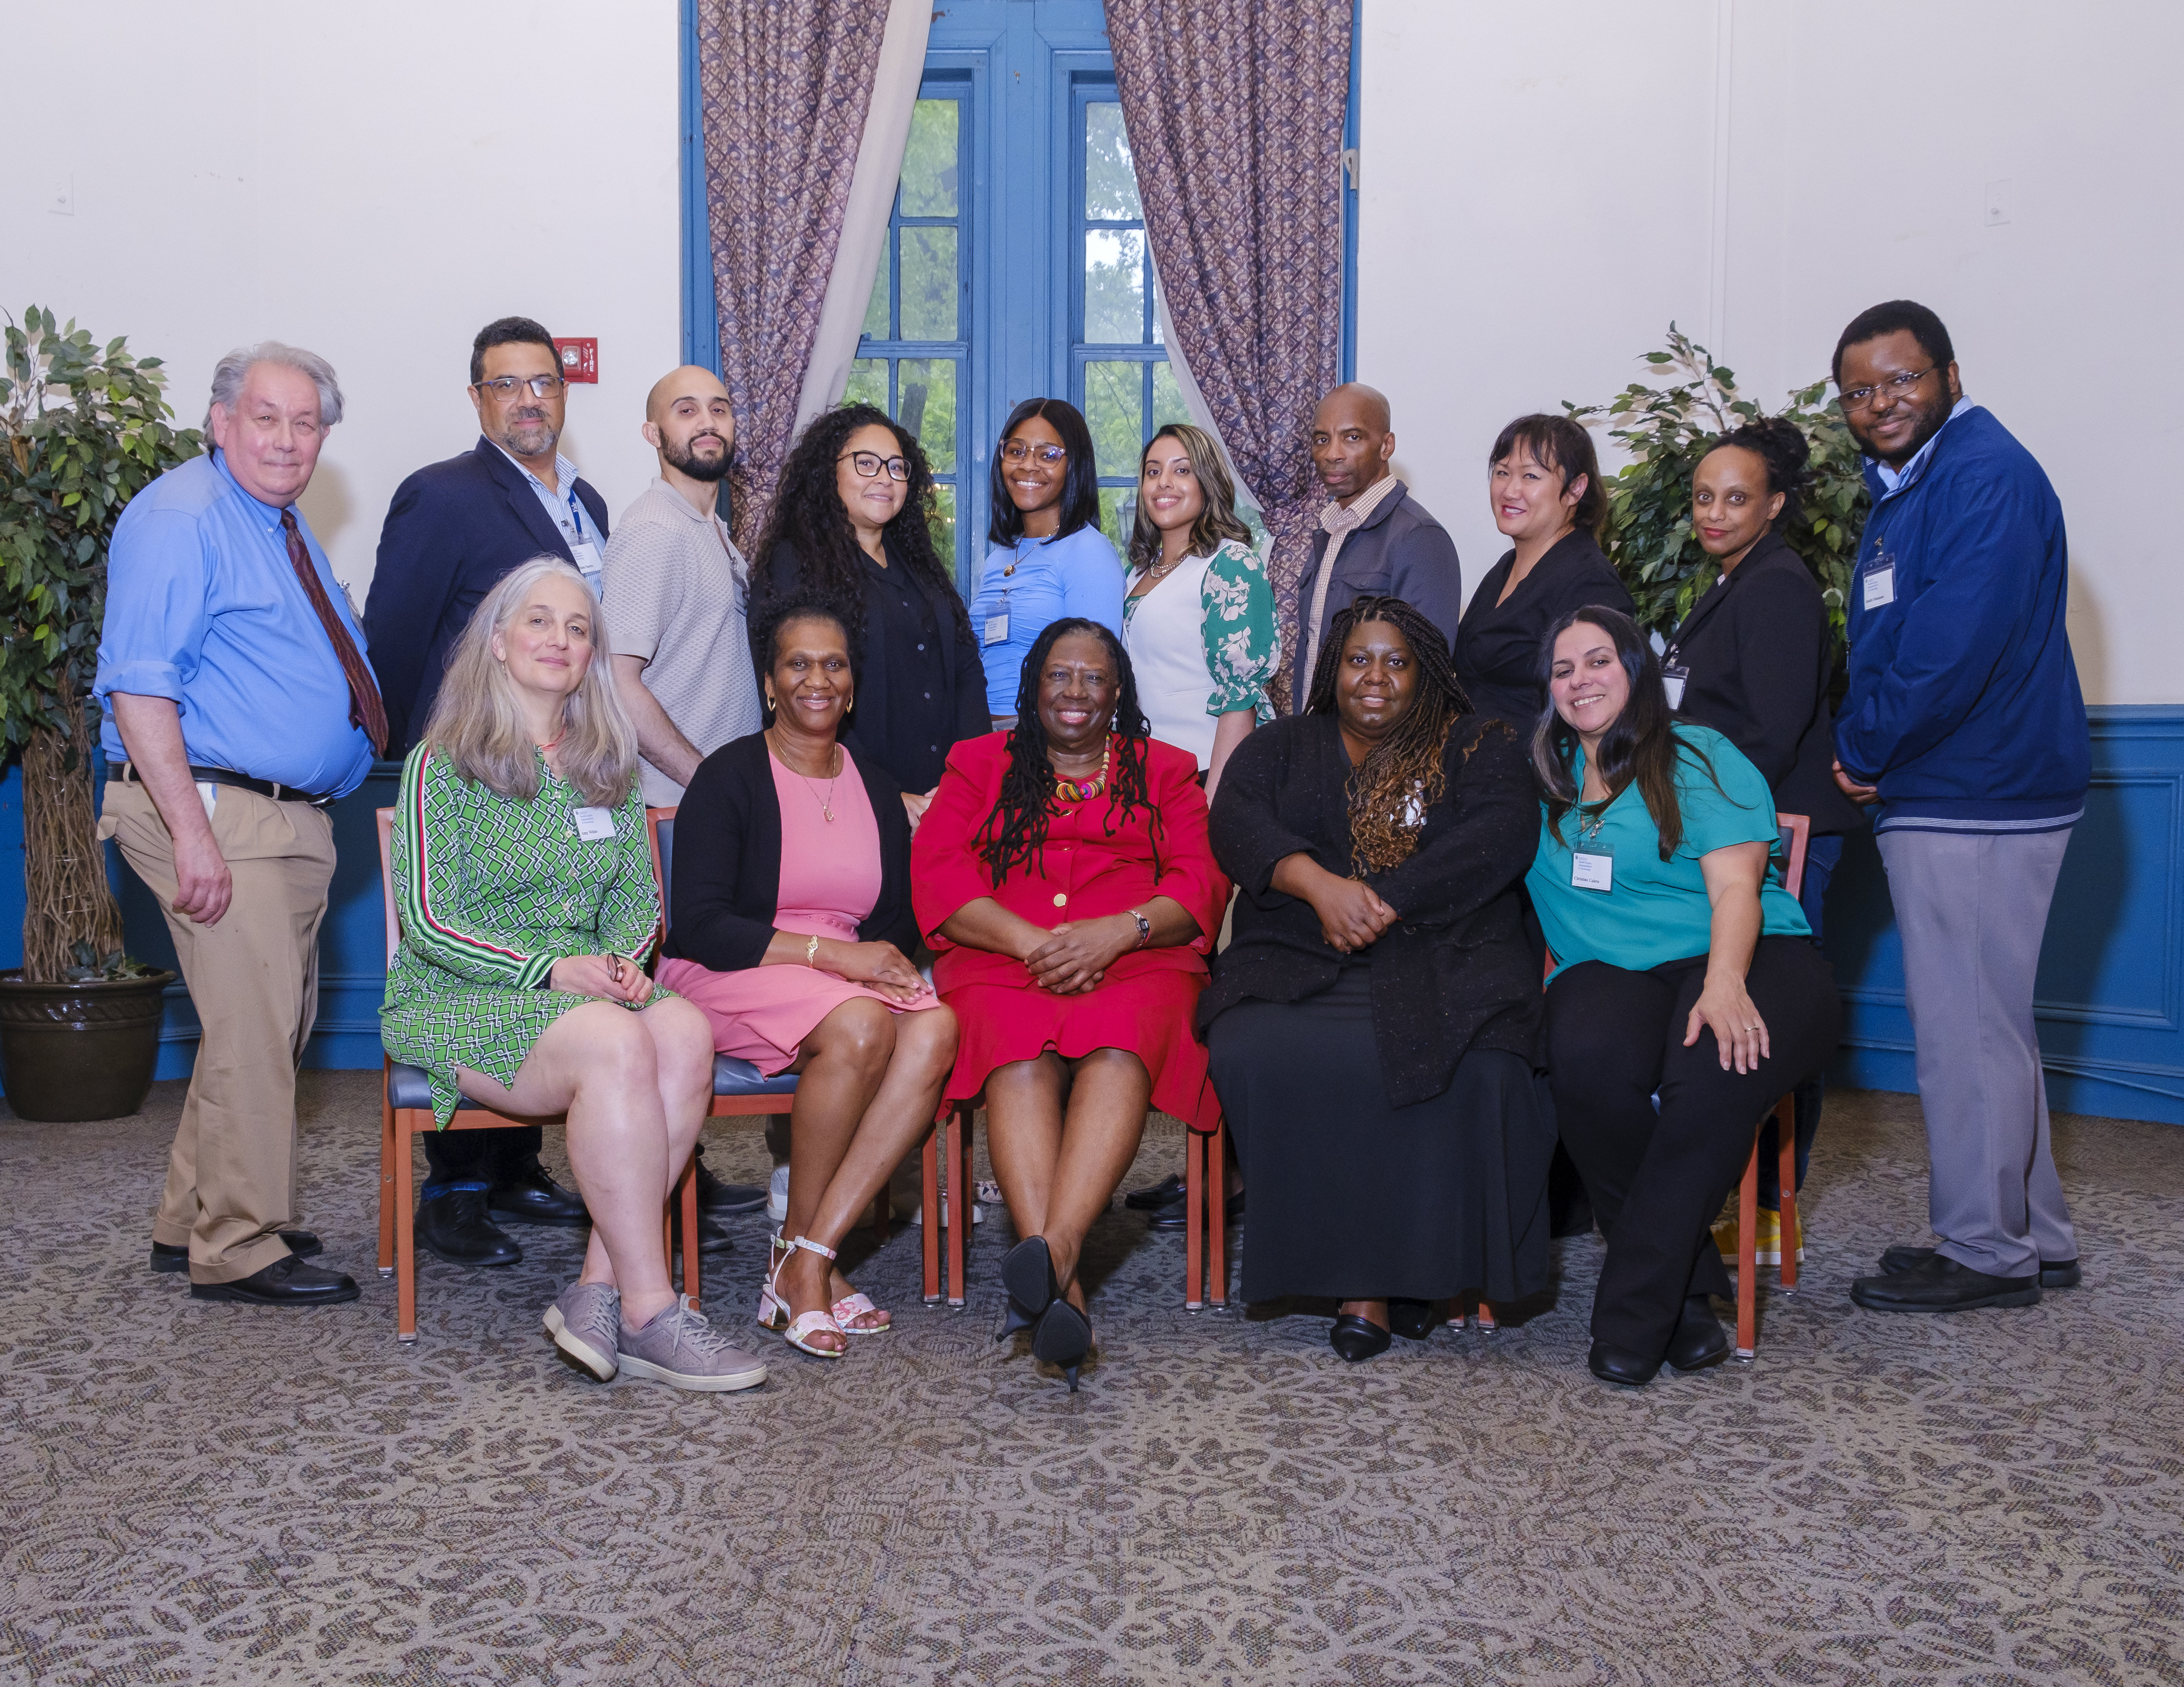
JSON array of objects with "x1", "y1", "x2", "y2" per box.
[{"x1": 1207, "y1": 968, "x2": 1556, "y2": 1304}]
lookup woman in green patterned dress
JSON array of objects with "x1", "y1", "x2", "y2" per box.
[{"x1": 382, "y1": 556, "x2": 767, "y2": 1394}]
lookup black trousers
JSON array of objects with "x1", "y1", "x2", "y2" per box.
[
  {"x1": 421, "y1": 1123, "x2": 543, "y2": 1189},
  {"x1": 1546, "y1": 937, "x2": 1840, "y2": 1358}
]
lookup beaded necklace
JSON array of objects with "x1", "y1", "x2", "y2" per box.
[{"x1": 1053, "y1": 737, "x2": 1113, "y2": 804}]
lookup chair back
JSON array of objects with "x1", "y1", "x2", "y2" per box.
[
  {"x1": 646, "y1": 806, "x2": 677, "y2": 913},
  {"x1": 376, "y1": 808, "x2": 399, "y2": 968},
  {"x1": 1774, "y1": 812, "x2": 1810, "y2": 901}
]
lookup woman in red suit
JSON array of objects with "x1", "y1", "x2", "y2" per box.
[{"x1": 913, "y1": 617, "x2": 1227, "y2": 1389}]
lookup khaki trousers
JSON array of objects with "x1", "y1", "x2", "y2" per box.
[{"x1": 99, "y1": 780, "x2": 337, "y2": 1283}]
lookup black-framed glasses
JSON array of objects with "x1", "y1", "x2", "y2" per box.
[
  {"x1": 839, "y1": 450, "x2": 910, "y2": 482},
  {"x1": 1837, "y1": 365, "x2": 1937, "y2": 412},
  {"x1": 1001, "y1": 441, "x2": 1067, "y2": 465},
  {"x1": 474, "y1": 374, "x2": 566, "y2": 401}
]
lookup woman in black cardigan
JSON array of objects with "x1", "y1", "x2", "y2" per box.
[
  {"x1": 1203, "y1": 596, "x2": 1554, "y2": 1362},
  {"x1": 657, "y1": 598, "x2": 958, "y2": 1360}
]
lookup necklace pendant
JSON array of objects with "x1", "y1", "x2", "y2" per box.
[{"x1": 822, "y1": 804, "x2": 835, "y2": 822}]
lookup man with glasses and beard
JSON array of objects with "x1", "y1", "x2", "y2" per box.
[
  {"x1": 362, "y1": 315, "x2": 612, "y2": 1268},
  {"x1": 1826, "y1": 299, "x2": 2089, "y2": 1317}
]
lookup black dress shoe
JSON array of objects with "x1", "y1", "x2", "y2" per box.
[
  {"x1": 670, "y1": 1205, "x2": 736, "y2": 1257},
  {"x1": 1387, "y1": 1299, "x2": 1443, "y2": 1341},
  {"x1": 1664, "y1": 1294, "x2": 1730, "y2": 1372},
  {"x1": 1851, "y1": 1252, "x2": 2039, "y2": 1313},
  {"x1": 1146, "y1": 1186, "x2": 1246, "y2": 1232},
  {"x1": 998, "y1": 1236, "x2": 1060, "y2": 1341},
  {"x1": 151, "y1": 1230, "x2": 321, "y2": 1273},
  {"x1": 693, "y1": 1147, "x2": 766, "y2": 1215},
  {"x1": 1880, "y1": 1243, "x2": 2080, "y2": 1289},
  {"x1": 1328, "y1": 1314, "x2": 1392, "y2": 1362},
  {"x1": 189, "y1": 1254, "x2": 360, "y2": 1305},
  {"x1": 1124, "y1": 1173, "x2": 1185, "y2": 1211},
  {"x1": 487, "y1": 1162, "x2": 589, "y2": 1227},
  {"x1": 1032, "y1": 1300, "x2": 1093, "y2": 1391},
  {"x1": 417, "y1": 1189, "x2": 523, "y2": 1268},
  {"x1": 1587, "y1": 1339, "x2": 1661, "y2": 1386}
]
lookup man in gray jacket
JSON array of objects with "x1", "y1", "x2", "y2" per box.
[{"x1": 1289, "y1": 383, "x2": 1464, "y2": 709}]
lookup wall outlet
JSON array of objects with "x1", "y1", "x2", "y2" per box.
[{"x1": 1984, "y1": 178, "x2": 2013, "y2": 226}]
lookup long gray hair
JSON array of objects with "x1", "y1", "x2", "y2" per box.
[{"x1": 421, "y1": 556, "x2": 638, "y2": 808}]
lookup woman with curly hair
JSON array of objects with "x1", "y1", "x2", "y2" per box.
[
  {"x1": 753, "y1": 404, "x2": 988, "y2": 826},
  {"x1": 911, "y1": 619, "x2": 1227, "y2": 1389},
  {"x1": 1201, "y1": 596, "x2": 1554, "y2": 1362}
]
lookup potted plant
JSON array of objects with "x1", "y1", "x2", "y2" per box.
[{"x1": 0, "y1": 307, "x2": 198, "y2": 1120}]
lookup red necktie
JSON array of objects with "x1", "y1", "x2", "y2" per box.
[{"x1": 281, "y1": 507, "x2": 389, "y2": 757}]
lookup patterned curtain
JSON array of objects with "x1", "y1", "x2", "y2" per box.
[
  {"x1": 1106, "y1": 0, "x2": 1352, "y2": 713},
  {"x1": 696, "y1": 0, "x2": 895, "y2": 551}
]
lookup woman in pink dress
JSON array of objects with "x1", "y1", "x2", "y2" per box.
[{"x1": 656, "y1": 599, "x2": 957, "y2": 1359}]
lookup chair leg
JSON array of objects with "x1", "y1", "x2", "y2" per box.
[
  {"x1": 1206, "y1": 1119, "x2": 1227, "y2": 1309},
  {"x1": 921, "y1": 1128, "x2": 943, "y2": 1304},
  {"x1": 378, "y1": 1063, "x2": 397, "y2": 1276},
  {"x1": 396, "y1": 1119, "x2": 420, "y2": 1343},
  {"x1": 946, "y1": 1106, "x2": 969, "y2": 1308},
  {"x1": 678, "y1": 1154, "x2": 701, "y2": 1310},
  {"x1": 1735, "y1": 1136, "x2": 1760, "y2": 1359},
  {"x1": 1775, "y1": 1094, "x2": 1800, "y2": 1291},
  {"x1": 1185, "y1": 1126, "x2": 1206, "y2": 1310}
]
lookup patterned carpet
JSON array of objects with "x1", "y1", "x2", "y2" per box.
[{"x1": 2, "y1": 1072, "x2": 2181, "y2": 1686}]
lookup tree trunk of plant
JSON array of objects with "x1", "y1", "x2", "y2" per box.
[{"x1": 21, "y1": 696, "x2": 123, "y2": 984}]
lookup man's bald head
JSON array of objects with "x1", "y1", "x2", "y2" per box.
[
  {"x1": 1314, "y1": 383, "x2": 1391, "y2": 436},
  {"x1": 646, "y1": 364, "x2": 730, "y2": 425},
  {"x1": 1309, "y1": 383, "x2": 1395, "y2": 505},
  {"x1": 643, "y1": 365, "x2": 736, "y2": 488}
]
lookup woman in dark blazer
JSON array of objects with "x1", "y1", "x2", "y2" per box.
[
  {"x1": 752, "y1": 404, "x2": 988, "y2": 827},
  {"x1": 1204, "y1": 596, "x2": 1554, "y2": 1362},
  {"x1": 1664, "y1": 419, "x2": 1864, "y2": 1250},
  {"x1": 657, "y1": 598, "x2": 958, "y2": 1360},
  {"x1": 1455, "y1": 413, "x2": 1635, "y2": 730}
]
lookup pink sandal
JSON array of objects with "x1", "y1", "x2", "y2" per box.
[
  {"x1": 757, "y1": 1234, "x2": 845, "y2": 1358},
  {"x1": 770, "y1": 1233, "x2": 889, "y2": 1335}
]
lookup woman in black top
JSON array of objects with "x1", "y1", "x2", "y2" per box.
[
  {"x1": 1455, "y1": 413, "x2": 1635, "y2": 730},
  {"x1": 754, "y1": 404, "x2": 989, "y2": 826},
  {"x1": 1203, "y1": 596, "x2": 1553, "y2": 1362}
]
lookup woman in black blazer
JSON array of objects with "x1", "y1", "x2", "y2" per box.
[
  {"x1": 1664, "y1": 419, "x2": 1863, "y2": 1251},
  {"x1": 1455, "y1": 413, "x2": 1635, "y2": 730},
  {"x1": 752, "y1": 404, "x2": 988, "y2": 828},
  {"x1": 1203, "y1": 597, "x2": 1554, "y2": 1362},
  {"x1": 657, "y1": 598, "x2": 959, "y2": 1360}
]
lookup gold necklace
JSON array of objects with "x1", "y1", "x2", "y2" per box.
[{"x1": 770, "y1": 730, "x2": 842, "y2": 822}]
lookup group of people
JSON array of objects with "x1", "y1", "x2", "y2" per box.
[{"x1": 94, "y1": 296, "x2": 2088, "y2": 1399}]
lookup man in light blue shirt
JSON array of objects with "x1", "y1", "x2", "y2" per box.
[{"x1": 94, "y1": 342, "x2": 381, "y2": 1307}]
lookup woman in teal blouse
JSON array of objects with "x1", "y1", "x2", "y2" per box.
[{"x1": 1527, "y1": 605, "x2": 1840, "y2": 1387}]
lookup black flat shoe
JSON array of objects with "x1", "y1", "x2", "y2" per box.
[
  {"x1": 693, "y1": 1151, "x2": 767, "y2": 1216},
  {"x1": 1664, "y1": 1294, "x2": 1730, "y2": 1372},
  {"x1": 1145, "y1": 1186, "x2": 1246, "y2": 1232},
  {"x1": 1123, "y1": 1173, "x2": 1185, "y2": 1211},
  {"x1": 488, "y1": 1163, "x2": 589, "y2": 1227},
  {"x1": 189, "y1": 1254, "x2": 360, "y2": 1306},
  {"x1": 1587, "y1": 1339, "x2": 1661, "y2": 1387},
  {"x1": 670, "y1": 1206, "x2": 736, "y2": 1257},
  {"x1": 1880, "y1": 1243, "x2": 2080, "y2": 1289},
  {"x1": 997, "y1": 1236, "x2": 1060, "y2": 1343},
  {"x1": 1032, "y1": 1299, "x2": 1093, "y2": 1391},
  {"x1": 1852, "y1": 1253, "x2": 2039, "y2": 1312},
  {"x1": 1387, "y1": 1299, "x2": 1442, "y2": 1341},
  {"x1": 417, "y1": 1189, "x2": 523, "y2": 1268},
  {"x1": 1328, "y1": 1314, "x2": 1391, "y2": 1362},
  {"x1": 152, "y1": 1230, "x2": 321, "y2": 1273}
]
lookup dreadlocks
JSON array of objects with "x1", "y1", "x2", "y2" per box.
[
  {"x1": 975, "y1": 618, "x2": 1161, "y2": 887},
  {"x1": 1304, "y1": 595, "x2": 1476, "y2": 876}
]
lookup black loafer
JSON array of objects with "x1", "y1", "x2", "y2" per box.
[
  {"x1": 1124, "y1": 1173, "x2": 1185, "y2": 1211},
  {"x1": 152, "y1": 1229, "x2": 321, "y2": 1274},
  {"x1": 417, "y1": 1189, "x2": 523, "y2": 1268},
  {"x1": 1851, "y1": 1253, "x2": 2039, "y2": 1313},
  {"x1": 693, "y1": 1149, "x2": 766, "y2": 1215},
  {"x1": 1664, "y1": 1294, "x2": 1730, "y2": 1372},
  {"x1": 1880, "y1": 1243, "x2": 2080, "y2": 1289},
  {"x1": 1328, "y1": 1313, "x2": 1392, "y2": 1362},
  {"x1": 488, "y1": 1164, "x2": 589, "y2": 1227},
  {"x1": 670, "y1": 1206, "x2": 736, "y2": 1257},
  {"x1": 1587, "y1": 1339, "x2": 1661, "y2": 1387},
  {"x1": 1146, "y1": 1187, "x2": 1246, "y2": 1232},
  {"x1": 189, "y1": 1254, "x2": 360, "y2": 1305},
  {"x1": 1387, "y1": 1299, "x2": 1443, "y2": 1341}
]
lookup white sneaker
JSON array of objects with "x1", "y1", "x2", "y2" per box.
[
  {"x1": 766, "y1": 1164, "x2": 790, "y2": 1226},
  {"x1": 910, "y1": 1195, "x2": 986, "y2": 1227}
]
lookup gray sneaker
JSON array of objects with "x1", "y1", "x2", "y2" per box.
[
  {"x1": 617, "y1": 1297, "x2": 769, "y2": 1393},
  {"x1": 544, "y1": 1280, "x2": 621, "y2": 1381}
]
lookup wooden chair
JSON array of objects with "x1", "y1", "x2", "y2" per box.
[
  {"x1": 1732, "y1": 812, "x2": 1809, "y2": 1359},
  {"x1": 375, "y1": 809, "x2": 699, "y2": 1342}
]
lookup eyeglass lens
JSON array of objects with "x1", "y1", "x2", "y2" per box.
[
  {"x1": 1840, "y1": 367, "x2": 1931, "y2": 410},
  {"x1": 479, "y1": 375, "x2": 562, "y2": 399},
  {"x1": 849, "y1": 451, "x2": 910, "y2": 481},
  {"x1": 1003, "y1": 443, "x2": 1067, "y2": 463}
]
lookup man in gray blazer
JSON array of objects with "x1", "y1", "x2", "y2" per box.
[{"x1": 1290, "y1": 384, "x2": 1464, "y2": 710}]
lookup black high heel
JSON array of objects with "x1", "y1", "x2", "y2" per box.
[
  {"x1": 1329, "y1": 1314, "x2": 1392, "y2": 1362},
  {"x1": 997, "y1": 1236, "x2": 1058, "y2": 1343},
  {"x1": 1032, "y1": 1299, "x2": 1092, "y2": 1391},
  {"x1": 1387, "y1": 1299, "x2": 1441, "y2": 1341}
]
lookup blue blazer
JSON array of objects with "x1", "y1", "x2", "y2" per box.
[{"x1": 363, "y1": 436, "x2": 612, "y2": 756}]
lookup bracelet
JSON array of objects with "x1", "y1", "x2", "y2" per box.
[{"x1": 805, "y1": 934, "x2": 820, "y2": 967}]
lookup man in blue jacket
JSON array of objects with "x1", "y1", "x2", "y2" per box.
[{"x1": 1829, "y1": 300, "x2": 2086, "y2": 1315}]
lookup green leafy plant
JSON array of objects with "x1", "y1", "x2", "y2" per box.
[
  {"x1": 60, "y1": 940, "x2": 162, "y2": 984},
  {"x1": 1566, "y1": 323, "x2": 1869, "y2": 653},
  {"x1": 1, "y1": 307, "x2": 202, "y2": 982}
]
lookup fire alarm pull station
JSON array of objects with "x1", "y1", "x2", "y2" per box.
[{"x1": 553, "y1": 338, "x2": 598, "y2": 383}]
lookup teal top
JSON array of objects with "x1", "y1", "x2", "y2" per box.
[{"x1": 1527, "y1": 722, "x2": 1811, "y2": 978}]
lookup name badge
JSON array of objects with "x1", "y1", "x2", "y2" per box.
[
  {"x1": 1862, "y1": 563, "x2": 1895, "y2": 610},
  {"x1": 570, "y1": 539, "x2": 604, "y2": 580},
  {"x1": 572, "y1": 806, "x2": 618, "y2": 842},
  {"x1": 1661, "y1": 665, "x2": 1689, "y2": 711},
  {"x1": 1572, "y1": 850, "x2": 1614, "y2": 892},
  {"x1": 983, "y1": 612, "x2": 1009, "y2": 647}
]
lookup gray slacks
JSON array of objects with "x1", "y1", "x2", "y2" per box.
[{"x1": 1876, "y1": 826, "x2": 2077, "y2": 1278}]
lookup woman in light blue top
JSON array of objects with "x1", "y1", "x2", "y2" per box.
[{"x1": 967, "y1": 398, "x2": 1125, "y2": 726}]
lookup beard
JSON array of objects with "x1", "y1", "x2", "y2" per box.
[
  {"x1": 665, "y1": 431, "x2": 733, "y2": 482},
  {"x1": 1850, "y1": 392, "x2": 1952, "y2": 467}
]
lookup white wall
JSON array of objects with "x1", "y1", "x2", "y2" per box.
[
  {"x1": 1, "y1": 2, "x2": 683, "y2": 607},
  {"x1": 1359, "y1": 0, "x2": 2184, "y2": 705}
]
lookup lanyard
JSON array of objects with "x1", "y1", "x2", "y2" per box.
[{"x1": 565, "y1": 485, "x2": 587, "y2": 543}]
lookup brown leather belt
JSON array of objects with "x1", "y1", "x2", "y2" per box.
[{"x1": 111, "y1": 762, "x2": 338, "y2": 806}]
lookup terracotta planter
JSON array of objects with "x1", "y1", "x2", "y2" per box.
[{"x1": 0, "y1": 967, "x2": 178, "y2": 1122}]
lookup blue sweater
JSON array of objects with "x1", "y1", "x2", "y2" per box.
[{"x1": 1835, "y1": 404, "x2": 2088, "y2": 835}]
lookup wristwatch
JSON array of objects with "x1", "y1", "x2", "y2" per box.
[{"x1": 1125, "y1": 908, "x2": 1151, "y2": 949}]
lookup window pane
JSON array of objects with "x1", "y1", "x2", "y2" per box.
[
  {"x1": 1083, "y1": 360, "x2": 1144, "y2": 480},
  {"x1": 845, "y1": 358, "x2": 888, "y2": 411},
  {"x1": 928, "y1": 483, "x2": 957, "y2": 564},
  {"x1": 897, "y1": 358, "x2": 956, "y2": 472},
  {"x1": 900, "y1": 226, "x2": 958, "y2": 340},
  {"x1": 1151, "y1": 359, "x2": 1188, "y2": 431},
  {"x1": 1098, "y1": 487, "x2": 1138, "y2": 559},
  {"x1": 862, "y1": 241, "x2": 890, "y2": 341},
  {"x1": 901, "y1": 98, "x2": 959, "y2": 218},
  {"x1": 1084, "y1": 102, "x2": 1141, "y2": 221},
  {"x1": 1085, "y1": 229, "x2": 1147, "y2": 344}
]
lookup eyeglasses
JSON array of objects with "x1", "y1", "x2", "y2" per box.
[
  {"x1": 1837, "y1": 365, "x2": 1937, "y2": 412},
  {"x1": 474, "y1": 375, "x2": 566, "y2": 401},
  {"x1": 1001, "y1": 441, "x2": 1067, "y2": 465},
  {"x1": 839, "y1": 450, "x2": 910, "y2": 482}
]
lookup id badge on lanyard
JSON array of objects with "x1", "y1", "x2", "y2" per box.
[
  {"x1": 1661, "y1": 658, "x2": 1689, "y2": 712},
  {"x1": 1862, "y1": 546, "x2": 1896, "y2": 611},
  {"x1": 1572, "y1": 848, "x2": 1614, "y2": 892}
]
